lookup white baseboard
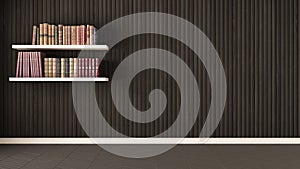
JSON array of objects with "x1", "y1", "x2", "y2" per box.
[{"x1": 1, "y1": 138, "x2": 300, "y2": 144}]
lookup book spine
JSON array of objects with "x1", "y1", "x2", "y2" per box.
[
  {"x1": 48, "y1": 25, "x2": 52, "y2": 45},
  {"x1": 23, "y1": 53, "x2": 26, "y2": 77},
  {"x1": 96, "y1": 58, "x2": 100, "y2": 77},
  {"x1": 85, "y1": 58, "x2": 89, "y2": 77},
  {"x1": 32, "y1": 25, "x2": 37, "y2": 45},
  {"x1": 40, "y1": 24, "x2": 44, "y2": 45},
  {"x1": 53, "y1": 58, "x2": 57, "y2": 77},
  {"x1": 71, "y1": 26, "x2": 75, "y2": 45},
  {"x1": 49, "y1": 58, "x2": 53, "y2": 77},
  {"x1": 88, "y1": 58, "x2": 92, "y2": 77},
  {"x1": 89, "y1": 26, "x2": 93, "y2": 45},
  {"x1": 55, "y1": 25, "x2": 58, "y2": 45},
  {"x1": 91, "y1": 58, "x2": 95, "y2": 77},
  {"x1": 86, "y1": 25, "x2": 90, "y2": 45},
  {"x1": 63, "y1": 26, "x2": 66, "y2": 45},
  {"x1": 78, "y1": 58, "x2": 81, "y2": 77},
  {"x1": 73, "y1": 58, "x2": 78, "y2": 77},
  {"x1": 94, "y1": 27, "x2": 97, "y2": 45},
  {"x1": 44, "y1": 23, "x2": 48, "y2": 45},
  {"x1": 69, "y1": 58, "x2": 74, "y2": 77},
  {"x1": 56, "y1": 58, "x2": 61, "y2": 77},
  {"x1": 32, "y1": 52, "x2": 35, "y2": 77},
  {"x1": 36, "y1": 28, "x2": 40, "y2": 45},
  {"x1": 16, "y1": 52, "x2": 21, "y2": 77},
  {"x1": 20, "y1": 52, "x2": 23, "y2": 77},
  {"x1": 81, "y1": 58, "x2": 85, "y2": 77},
  {"x1": 65, "y1": 58, "x2": 69, "y2": 77},
  {"x1": 58, "y1": 24, "x2": 63, "y2": 45},
  {"x1": 68, "y1": 26, "x2": 72, "y2": 45},
  {"x1": 61, "y1": 58, "x2": 65, "y2": 77},
  {"x1": 76, "y1": 26, "x2": 80, "y2": 45},
  {"x1": 44, "y1": 58, "x2": 49, "y2": 77}
]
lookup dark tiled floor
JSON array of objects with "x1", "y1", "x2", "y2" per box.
[{"x1": 0, "y1": 145, "x2": 300, "y2": 169}]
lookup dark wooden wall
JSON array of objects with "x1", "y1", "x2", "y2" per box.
[{"x1": 1, "y1": 0, "x2": 300, "y2": 137}]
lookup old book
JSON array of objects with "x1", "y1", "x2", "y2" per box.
[
  {"x1": 16, "y1": 52, "x2": 21, "y2": 77},
  {"x1": 54, "y1": 25, "x2": 58, "y2": 45},
  {"x1": 69, "y1": 58, "x2": 74, "y2": 77},
  {"x1": 86, "y1": 25, "x2": 90, "y2": 45},
  {"x1": 48, "y1": 58, "x2": 53, "y2": 77},
  {"x1": 44, "y1": 23, "x2": 48, "y2": 45},
  {"x1": 32, "y1": 25, "x2": 37, "y2": 45},
  {"x1": 63, "y1": 26, "x2": 66, "y2": 45},
  {"x1": 71, "y1": 26, "x2": 75, "y2": 45},
  {"x1": 61, "y1": 58, "x2": 65, "y2": 77},
  {"x1": 40, "y1": 24, "x2": 44, "y2": 45},
  {"x1": 56, "y1": 58, "x2": 61, "y2": 77},
  {"x1": 88, "y1": 58, "x2": 92, "y2": 77},
  {"x1": 91, "y1": 58, "x2": 95, "y2": 77},
  {"x1": 44, "y1": 58, "x2": 49, "y2": 77},
  {"x1": 52, "y1": 58, "x2": 57, "y2": 77},
  {"x1": 48, "y1": 25, "x2": 52, "y2": 45},
  {"x1": 36, "y1": 28, "x2": 40, "y2": 45},
  {"x1": 78, "y1": 58, "x2": 81, "y2": 77},
  {"x1": 65, "y1": 58, "x2": 69, "y2": 77},
  {"x1": 58, "y1": 24, "x2": 63, "y2": 45},
  {"x1": 96, "y1": 58, "x2": 100, "y2": 77},
  {"x1": 73, "y1": 58, "x2": 78, "y2": 77},
  {"x1": 76, "y1": 26, "x2": 80, "y2": 45}
]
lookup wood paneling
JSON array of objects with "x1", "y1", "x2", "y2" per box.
[{"x1": 1, "y1": 0, "x2": 300, "y2": 137}]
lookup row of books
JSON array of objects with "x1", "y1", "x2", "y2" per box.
[
  {"x1": 16, "y1": 52, "x2": 43, "y2": 77},
  {"x1": 32, "y1": 23, "x2": 97, "y2": 45},
  {"x1": 44, "y1": 58, "x2": 101, "y2": 78}
]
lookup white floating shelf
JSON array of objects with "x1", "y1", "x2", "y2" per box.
[
  {"x1": 12, "y1": 45, "x2": 109, "y2": 51},
  {"x1": 9, "y1": 77, "x2": 109, "y2": 82}
]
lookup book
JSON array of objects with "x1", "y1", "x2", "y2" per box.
[
  {"x1": 76, "y1": 26, "x2": 80, "y2": 45},
  {"x1": 44, "y1": 23, "x2": 48, "y2": 45},
  {"x1": 69, "y1": 58, "x2": 74, "y2": 77},
  {"x1": 78, "y1": 58, "x2": 82, "y2": 77},
  {"x1": 61, "y1": 58, "x2": 65, "y2": 77},
  {"x1": 63, "y1": 26, "x2": 66, "y2": 45},
  {"x1": 16, "y1": 52, "x2": 21, "y2": 77},
  {"x1": 71, "y1": 26, "x2": 76, "y2": 45},
  {"x1": 65, "y1": 58, "x2": 69, "y2": 77},
  {"x1": 53, "y1": 58, "x2": 57, "y2": 77},
  {"x1": 32, "y1": 25, "x2": 37, "y2": 45},
  {"x1": 57, "y1": 58, "x2": 61, "y2": 77},
  {"x1": 86, "y1": 25, "x2": 90, "y2": 45},
  {"x1": 36, "y1": 28, "x2": 40, "y2": 45},
  {"x1": 88, "y1": 58, "x2": 92, "y2": 77},
  {"x1": 58, "y1": 24, "x2": 63, "y2": 45},
  {"x1": 96, "y1": 58, "x2": 100, "y2": 77},
  {"x1": 48, "y1": 58, "x2": 53, "y2": 77},
  {"x1": 74, "y1": 58, "x2": 78, "y2": 77},
  {"x1": 55, "y1": 25, "x2": 58, "y2": 45},
  {"x1": 40, "y1": 24, "x2": 44, "y2": 45}
]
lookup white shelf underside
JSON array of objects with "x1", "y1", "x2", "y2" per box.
[
  {"x1": 0, "y1": 138, "x2": 299, "y2": 144},
  {"x1": 9, "y1": 77, "x2": 109, "y2": 82},
  {"x1": 12, "y1": 45, "x2": 109, "y2": 50}
]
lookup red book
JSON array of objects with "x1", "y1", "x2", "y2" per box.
[{"x1": 76, "y1": 26, "x2": 80, "y2": 45}]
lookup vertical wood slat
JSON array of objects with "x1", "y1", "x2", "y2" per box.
[{"x1": 1, "y1": 0, "x2": 300, "y2": 137}]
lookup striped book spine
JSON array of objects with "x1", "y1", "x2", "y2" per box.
[
  {"x1": 58, "y1": 24, "x2": 63, "y2": 45},
  {"x1": 73, "y1": 58, "x2": 78, "y2": 77},
  {"x1": 61, "y1": 58, "x2": 65, "y2": 78},
  {"x1": 44, "y1": 58, "x2": 49, "y2": 77}
]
